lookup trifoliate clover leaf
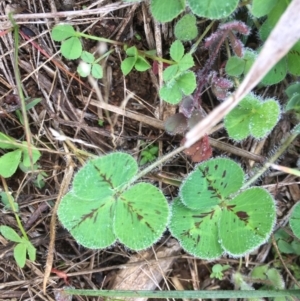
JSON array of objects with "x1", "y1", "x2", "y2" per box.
[
  {"x1": 57, "y1": 152, "x2": 169, "y2": 250},
  {"x1": 224, "y1": 94, "x2": 280, "y2": 141},
  {"x1": 170, "y1": 158, "x2": 276, "y2": 259}
]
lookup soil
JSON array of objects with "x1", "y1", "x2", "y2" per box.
[{"x1": 0, "y1": 1, "x2": 300, "y2": 301}]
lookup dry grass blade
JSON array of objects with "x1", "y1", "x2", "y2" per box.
[{"x1": 185, "y1": 0, "x2": 300, "y2": 147}]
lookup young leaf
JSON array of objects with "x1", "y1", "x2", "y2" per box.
[
  {"x1": 163, "y1": 65, "x2": 179, "y2": 81},
  {"x1": 57, "y1": 152, "x2": 169, "y2": 250},
  {"x1": 150, "y1": 0, "x2": 185, "y2": 22},
  {"x1": 24, "y1": 239, "x2": 36, "y2": 261},
  {"x1": 225, "y1": 56, "x2": 245, "y2": 76},
  {"x1": 176, "y1": 71, "x2": 196, "y2": 95},
  {"x1": 159, "y1": 82, "x2": 182, "y2": 104},
  {"x1": 14, "y1": 243, "x2": 27, "y2": 268},
  {"x1": 170, "y1": 40, "x2": 184, "y2": 62},
  {"x1": 175, "y1": 14, "x2": 198, "y2": 41},
  {"x1": 21, "y1": 144, "x2": 41, "y2": 166},
  {"x1": 61, "y1": 37, "x2": 82, "y2": 60},
  {"x1": 91, "y1": 64, "x2": 103, "y2": 79},
  {"x1": 224, "y1": 94, "x2": 280, "y2": 141},
  {"x1": 0, "y1": 132, "x2": 18, "y2": 149},
  {"x1": 0, "y1": 225, "x2": 22, "y2": 243},
  {"x1": 135, "y1": 57, "x2": 151, "y2": 72},
  {"x1": 121, "y1": 57, "x2": 136, "y2": 75},
  {"x1": 188, "y1": 0, "x2": 239, "y2": 19},
  {"x1": 178, "y1": 53, "x2": 194, "y2": 72},
  {"x1": 290, "y1": 202, "x2": 300, "y2": 239},
  {"x1": 81, "y1": 51, "x2": 95, "y2": 63},
  {"x1": 0, "y1": 149, "x2": 22, "y2": 178},
  {"x1": 51, "y1": 24, "x2": 76, "y2": 41}
]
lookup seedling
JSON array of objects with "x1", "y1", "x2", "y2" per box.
[
  {"x1": 121, "y1": 46, "x2": 151, "y2": 75},
  {"x1": 0, "y1": 225, "x2": 36, "y2": 268},
  {"x1": 169, "y1": 157, "x2": 276, "y2": 259},
  {"x1": 57, "y1": 152, "x2": 169, "y2": 250},
  {"x1": 77, "y1": 51, "x2": 103, "y2": 79},
  {"x1": 159, "y1": 40, "x2": 196, "y2": 104},
  {"x1": 224, "y1": 93, "x2": 280, "y2": 141},
  {"x1": 139, "y1": 144, "x2": 159, "y2": 165},
  {"x1": 0, "y1": 132, "x2": 41, "y2": 178},
  {"x1": 210, "y1": 264, "x2": 231, "y2": 280}
]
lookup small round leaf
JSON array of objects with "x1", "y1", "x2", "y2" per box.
[
  {"x1": 175, "y1": 14, "x2": 198, "y2": 41},
  {"x1": 91, "y1": 64, "x2": 103, "y2": 79},
  {"x1": 52, "y1": 24, "x2": 76, "y2": 41},
  {"x1": 170, "y1": 40, "x2": 184, "y2": 62},
  {"x1": 61, "y1": 37, "x2": 82, "y2": 60},
  {"x1": 150, "y1": 0, "x2": 185, "y2": 22},
  {"x1": 0, "y1": 149, "x2": 22, "y2": 178},
  {"x1": 14, "y1": 243, "x2": 27, "y2": 268}
]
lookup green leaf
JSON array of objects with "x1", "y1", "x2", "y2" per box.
[
  {"x1": 91, "y1": 64, "x2": 103, "y2": 79},
  {"x1": 0, "y1": 149, "x2": 22, "y2": 178},
  {"x1": 81, "y1": 51, "x2": 95, "y2": 63},
  {"x1": 51, "y1": 24, "x2": 76, "y2": 41},
  {"x1": 219, "y1": 187, "x2": 276, "y2": 257},
  {"x1": 126, "y1": 46, "x2": 138, "y2": 57},
  {"x1": 0, "y1": 225, "x2": 22, "y2": 243},
  {"x1": 225, "y1": 56, "x2": 245, "y2": 76},
  {"x1": 180, "y1": 158, "x2": 244, "y2": 210},
  {"x1": 188, "y1": 0, "x2": 239, "y2": 19},
  {"x1": 176, "y1": 71, "x2": 196, "y2": 95},
  {"x1": 61, "y1": 37, "x2": 82, "y2": 60},
  {"x1": 150, "y1": 0, "x2": 185, "y2": 22},
  {"x1": 175, "y1": 14, "x2": 198, "y2": 41},
  {"x1": 261, "y1": 57, "x2": 287, "y2": 86},
  {"x1": 25, "y1": 97, "x2": 42, "y2": 111},
  {"x1": 57, "y1": 152, "x2": 169, "y2": 250},
  {"x1": 135, "y1": 56, "x2": 151, "y2": 72},
  {"x1": 114, "y1": 183, "x2": 169, "y2": 250},
  {"x1": 251, "y1": 0, "x2": 279, "y2": 18},
  {"x1": 121, "y1": 57, "x2": 136, "y2": 76},
  {"x1": 24, "y1": 240, "x2": 36, "y2": 261},
  {"x1": 170, "y1": 40, "x2": 184, "y2": 62},
  {"x1": 159, "y1": 82, "x2": 182, "y2": 104},
  {"x1": 286, "y1": 94, "x2": 300, "y2": 114},
  {"x1": 77, "y1": 61, "x2": 91, "y2": 77},
  {"x1": 224, "y1": 94, "x2": 280, "y2": 141},
  {"x1": 287, "y1": 42, "x2": 300, "y2": 76},
  {"x1": 178, "y1": 53, "x2": 194, "y2": 72},
  {"x1": 285, "y1": 82, "x2": 300, "y2": 98},
  {"x1": 171, "y1": 158, "x2": 276, "y2": 259},
  {"x1": 290, "y1": 202, "x2": 300, "y2": 239},
  {"x1": 21, "y1": 144, "x2": 41, "y2": 166},
  {"x1": 14, "y1": 243, "x2": 27, "y2": 268},
  {"x1": 0, "y1": 132, "x2": 18, "y2": 149},
  {"x1": 163, "y1": 65, "x2": 179, "y2": 81},
  {"x1": 170, "y1": 198, "x2": 224, "y2": 260}
]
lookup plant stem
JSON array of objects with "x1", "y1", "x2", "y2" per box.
[
  {"x1": 242, "y1": 125, "x2": 300, "y2": 189},
  {"x1": 62, "y1": 288, "x2": 300, "y2": 299},
  {"x1": 77, "y1": 32, "x2": 123, "y2": 46},
  {"x1": 0, "y1": 177, "x2": 29, "y2": 240}
]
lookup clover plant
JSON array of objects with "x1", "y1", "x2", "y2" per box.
[
  {"x1": 57, "y1": 152, "x2": 169, "y2": 250},
  {"x1": 169, "y1": 158, "x2": 276, "y2": 259},
  {"x1": 0, "y1": 225, "x2": 36, "y2": 268},
  {"x1": 210, "y1": 264, "x2": 231, "y2": 280},
  {"x1": 224, "y1": 94, "x2": 280, "y2": 141},
  {"x1": 285, "y1": 82, "x2": 300, "y2": 118},
  {"x1": 159, "y1": 40, "x2": 196, "y2": 104},
  {"x1": 0, "y1": 132, "x2": 41, "y2": 178}
]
